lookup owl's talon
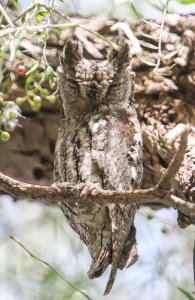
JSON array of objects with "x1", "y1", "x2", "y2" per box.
[
  {"x1": 51, "y1": 182, "x2": 73, "y2": 196},
  {"x1": 80, "y1": 183, "x2": 102, "y2": 201}
]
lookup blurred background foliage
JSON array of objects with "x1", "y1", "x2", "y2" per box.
[
  {"x1": 0, "y1": 0, "x2": 195, "y2": 299},
  {"x1": 0, "y1": 196, "x2": 194, "y2": 300}
]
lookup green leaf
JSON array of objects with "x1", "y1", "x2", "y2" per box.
[
  {"x1": 40, "y1": 65, "x2": 53, "y2": 83},
  {"x1": 141, "y1": 18, "x2": 161, "y2": 28},
  {"x1": 140, "y1": 40, "x2": 158, "y2": 50},
  {"x1": 26, "y1": 61, "x2": 39, "y2": 76},
  {"x1": 163, "y1": 43, "x2": 184, "y2": 60},
  {"x1": 0, "y1": 49, "x2": 3, "y2": 62},
  {"x1": 9, "y1": 39, "x2": 16, "y2": 62},
  {"x1": 137, "y1": 55, "x2": 156, "y2": 67},
  {"x1": 42, "y1": 269, "x2": 57, "y2": 283},
  {"x1": 21, "y1": 14, "x2": 26, "y2": 24},
  {"x1": 176, "y1": 0, "x2": 195, "y2": 3},
  {"x1": 154, "y1": 64, "x2": 177, "y2": 75},
  {"x1": 25, "y1": 74, "x2": 35, "y2": 89},
  {"x1": 35, "y1": 11, "x2": 49, "y2": 23},
  {"x1": 0, "y1": 70, "x2": 3, "y2": 84},
  {"x1": 13, "y1": 0, "x2": 19, "y2": 9},
  {"x1": 10, "y1": 72, "x2": 15, "y2": 81},
  {"x1": 138, "y1": 31, "x2": 158, "y2": 41},
  {"x1": 128, "y1": 1, "x2": 143, "y2": 18},
  {"x1": 178, "y1": 287, "x2": 195, "y2": 300}
]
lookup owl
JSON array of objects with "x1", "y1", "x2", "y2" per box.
[{"x1": 54, "y1": 38, "x2": 143, "y2": 295}]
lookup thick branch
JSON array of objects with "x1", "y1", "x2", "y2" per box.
[
  {"x1": 0, "y1": 171, "x2": 194, "y2": 218},
  {"x1": 156, "y1": 128, "x2": 188, "y2": 191},
  {"x1": 0, "y1": 172, "x2": 59, "y2": 205}
]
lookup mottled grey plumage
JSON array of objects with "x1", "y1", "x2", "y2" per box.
[{"x1": 54, "y1": 38, "x2": 143, "y2": 294}]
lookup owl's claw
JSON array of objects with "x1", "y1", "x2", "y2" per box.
[
  {"x1": 80, "y1": 182, "x2": 102, "y2": 201},
  {"x1": 51, "y1": 182, "x2": 73, "y2": 196},
  {"x1": 52, "y1": 181, "x2": 102, "y2": 201}
]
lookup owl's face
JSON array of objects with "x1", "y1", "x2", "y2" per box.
[
  {"x1": 58, "y1": 39, "x2": 132, "y2": 116},
  {"x1": 75, "y1": 59, "x2": 115, "y2": 100}
]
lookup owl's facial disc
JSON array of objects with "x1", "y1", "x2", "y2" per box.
[{"x1": 75, "y1": 59, "x2": 115, "y2": 100}]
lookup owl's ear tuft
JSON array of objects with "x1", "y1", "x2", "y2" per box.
[
  {"x1": 107, "y1": 36, "x2": 131, "y2": 68},
  {"x1": 60, "y1": 39, "x2": 83, "y2": 68}
]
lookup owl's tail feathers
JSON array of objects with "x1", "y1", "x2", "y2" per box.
[
  {"x1": 88, "y1": 245, "x2": 111, "y2": 279},
  {"x1": 103, "y1": 226, "x2": 138, "y2": 295},
  {"x1": 103, "y1": 261, "x2": 118, "y2": 295},
  {"x1": 118, "y1": 225, "x2": 138, "y2": 269}
]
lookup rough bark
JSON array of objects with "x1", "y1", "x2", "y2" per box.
[{"x1": 0, "y1": 16, "x2": 195, "y2": 230}]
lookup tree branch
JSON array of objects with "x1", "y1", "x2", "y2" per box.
[
  {"x1": 156, "y1": 128, "x2": 188, "y2": 191},
  {"x1": 0, "y1": 125, "x2": 194, "y2": 220},
  {"x1": 0, "y1": 171, "x2": 59, "y2": 205},
  {"x1": 0, "y1": 176, "x2": 194, "y2": 219}
]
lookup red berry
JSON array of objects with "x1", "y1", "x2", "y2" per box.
[{"x1": 17, "y1": 65, "x2": 26, "y2": 75}]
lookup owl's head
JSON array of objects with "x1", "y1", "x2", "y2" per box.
[{"x1": 58, "y1": 38, "x2": 134, "y2": 116}]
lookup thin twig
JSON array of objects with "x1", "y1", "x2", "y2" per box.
[
  {"x1": 193, "y1": 236, "x2": 195, "y2": 285},
  {"x1": 42, "y1": 0, "x2": 53, "y2": 67},
  {"x1": 78, "y1": 24, "x2": 119, "y2": 51},
  {"x1": 0, "y1": 3, "x2": 15, "y2": 28},
  {"x1": 0, "y1": 22, "x2": 78, "y2": 38},
  {"x1": 0, "y1": 0, "x2": 9, "y2": 26},
  {"x1": 155, "y1": 0, "x2": 170, "y2": 70},
  {"x1": 10, "y1": 236, "x2": 92, "y2": 300},
  {"x1": 110, "y1": 22, "x2": 142, "y2": 55},
  {"x1": 13, "y1": 3, "x2": 71, "y2": 25},
  {"x1": 156, "y1": 128, "x2": 188, "y2": 191},
  {"x1": 0, "y1": 22, "x2": 118, "y2": 50}
]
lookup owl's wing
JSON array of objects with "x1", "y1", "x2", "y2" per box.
[
  {"x1": 90, "y1": 112, "x2": 142, "y2": 191},
  {"x1": 89, "y1": 111, "x2": 142, "y2": 294}
]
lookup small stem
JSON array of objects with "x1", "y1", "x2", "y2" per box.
[
  {"x1": 78, "y1": 24, "x2": 119, "y2": 51},
  {"x1": 10, "y1": 236, "x2": 92, "y2": 300},
  {"x1": 42, "y1": 0, "x2": 53, "y2": 67},
  {"x1": 193, "y1": 236, "x2": 195, "y2": 285},
  {"x1": 0, "y1": 22, "x2": 78, "y2": 38},
  {"x1": 14, "y1": 3, "x2": 71, "y2": 25},
  {"x1": 0, "y1": 3, "x2": 15, "y2": 28},
  {"x1": 0, "y1": 0, "x2": 9, "y2": 25},
  {"x1": 0, "y1": 22, "x2": 118, "y2": 51},
  {"x1": 156, "y1": 128, "x2": 188, "y2": 191},
  {"x1": 155, "y1": 0, "x2": 170, "y2": 70}
]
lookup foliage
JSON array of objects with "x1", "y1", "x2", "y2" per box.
[
  {"x1": 176, "y1": 0, "x2": 195, "y2": 3},
  {"x1": 0, "y1": 198, "x2": 194, "y2": 300},
  {"x1": 178, "y1": 287, "x2": 195, "y2": 300},
  {"x1": 0, "y1": 1, "x2": 61, "y2": 140}
]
